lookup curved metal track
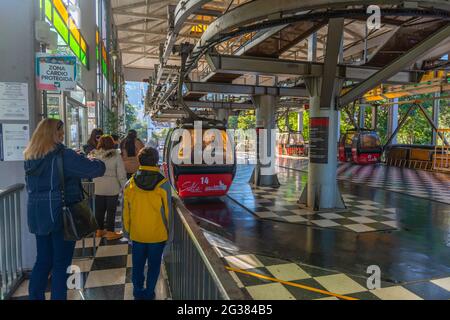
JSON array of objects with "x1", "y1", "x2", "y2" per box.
[{"x1": 185, "y1": 0, "x2": 450, "y2": 72}]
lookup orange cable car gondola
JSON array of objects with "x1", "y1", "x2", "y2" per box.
[{"x1": 163, "y1": 120, "x2": 236, "y2": 199}]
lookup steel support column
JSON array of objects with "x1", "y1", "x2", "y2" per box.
[
  {"x1": 359, "y1": 105, "x2": 366, "y2": 128},
  {"x1": 432, "y1": 92, "x2": 440, "y2": 145},
  {"x1": 371, "y1": 105, "x2": 378, "y2": 130},
  {"x1": 388, "y1": 99, "x2": 399, "y2": 145},
  {"x1": 250, "y1": 95, "x2": 280, "y2": 187},
  {"x1": 215, "y1": 108, "x2": 230, "y2": 123},
  {"x1": 298, "y1": 111, "x2": 304, "y2": 132}
]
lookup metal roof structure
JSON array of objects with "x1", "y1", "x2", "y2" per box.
[{"x1": 112, "y1": 0, "x2": 450, "y2": 119}]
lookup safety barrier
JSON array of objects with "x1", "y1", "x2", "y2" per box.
[
  {"x1": 0, "y1": 184, "x2": 25, "y2": 300},
  {"x1": 385, "y1": 145, "x2": 436, "y2": 171},
  {"x1": 164, "y1": 198, "x2": 245, "y2": 300},
  {"x1": 434, "y1": 129, "x2": 450, "y2": 172}
]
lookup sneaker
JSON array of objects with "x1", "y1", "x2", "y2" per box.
[
  {"x1": 105, "y1": 231, "x2": 123, "y2": 241},
  {"x1": 95, "y1": 229, "x2": 107, "y2": 238}
]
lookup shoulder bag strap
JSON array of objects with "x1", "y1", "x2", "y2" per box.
[{"x1": 56, "y1": 149, "x2": 66, "y2": 207}]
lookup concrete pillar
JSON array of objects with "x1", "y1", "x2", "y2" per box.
[
  {"x1": 359, "y1": 105, "x2": 366, "y2": 129},
  {"x1": 432, "y1": 92, "x2": 440, "y2": 145},
  {"x1": 300, "y1": 78, "x2": 344, "y2": 210},
  {"x1": 388, "y1": 98, "x2": 399, "y2": 144},
  {"x1": 371, "y1": 105, "x2": 378, "y2": 130},
  {"x1": 308, "y1": 33, "x2": 318, "y2": 62},
  {"x1": 250, "y1": 95, "x2": 280, "y2": 187},
  {"x1": 298, "y1": 111, "x2": 304, "y2": 132},
  {"x1": 215, "y1": 108, "x2": 230, "y2": 124}
]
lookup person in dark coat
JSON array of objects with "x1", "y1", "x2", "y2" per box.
[
  {"x1": 24, "y1": 119, "x2": 106, "y2": 300},
  {"x1": 83, "y1": 128, "x2": 103, "y2": 155}
]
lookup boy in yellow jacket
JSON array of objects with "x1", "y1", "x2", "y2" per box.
[{"x1": 123, "y1": 147, "x2": 173, "y2": 300}]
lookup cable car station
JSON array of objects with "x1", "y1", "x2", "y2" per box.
[{"x1": 1, "y1": 0, "x2": 450, "y2": 302}]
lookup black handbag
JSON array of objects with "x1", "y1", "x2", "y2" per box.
[{"x1": 56, "y1": 150, "x2": 98, "y2": 241}]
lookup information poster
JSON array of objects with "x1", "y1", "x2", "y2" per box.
[
  {"x1": 0, "y1": 82, "x2": 29, "y2": 121},
  {"x1": 309, "y1": 117, "x2": 329, "y2": 164},
  {"x1": 1, "y1": 123, "x2": 29, "y2": 161},
  {"x1": 36, "y1": 54, "x2": 77, "y2": 91}
]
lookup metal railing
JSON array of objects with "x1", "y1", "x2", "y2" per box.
[
  {"x1": 0, "y1": 184, "x2": 25, "y2": 300},
  {"x1": 164, "y1": 198, "x2": 245, "y2": 300}
]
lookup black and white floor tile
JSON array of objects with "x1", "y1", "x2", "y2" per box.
[
  {"x1": 11, "y1": 215, "x2": 170, "y2": 301},
  {"x1": 214, "y1": 248, "x2": 450, "y2": 300},
  {"x1": 276, "y1": 156, "x2": 450, "y2": 205},
  {"x1": 228, "y1": 168, "x2": 399, "y2": 233},
  {"x1": 337, "y1": 163, "x2": 450, "y2": 205}
]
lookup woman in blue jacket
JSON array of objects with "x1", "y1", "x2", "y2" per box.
[{"x1": 24, "y1": 118, "x2": 106, "y2": 300}]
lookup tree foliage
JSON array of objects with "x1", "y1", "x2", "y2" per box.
[
  {"x1": 233, "y1": 96, "x2": 449, "y2": 145},
  {"x1": 125, "y1": 102, "x2": 148, "y2": 141}
]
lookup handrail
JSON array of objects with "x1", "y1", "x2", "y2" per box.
[
  {"x1": 0, "y1": 184, "x2": 25, "y2": 198},
  {"x1": 0, "y1": 183, "x2": 25, "y2": 300},
  {"x1": 164, "y1": 197, "x2": 246, "y2": 300}
]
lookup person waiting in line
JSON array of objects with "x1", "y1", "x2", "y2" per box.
[
  {"x1": 123, "y1": 147, "x2": 173, "y2": 300},
  {"x1": 90, "y1": 135, "x2": 127, "y2": 240},
  {"x1": 120, "y1": 129, "x2": 145, "y2": 180},
  {"x1": 24, "y1": 119, "x2": 106, "y2": 301},
  {"x1": 83, "y1": 128, "x2": 104, "y2": 155},
  {"x1": 111, "y1": 133, "x2": 120, "y2": 149}
]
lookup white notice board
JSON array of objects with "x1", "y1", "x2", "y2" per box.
[
  {"x1": 0, "y1": 123, "x2": 29, "y2": 161},
  {"x1": 0, "y1": 82, "x2": 29, "y2": 121}
]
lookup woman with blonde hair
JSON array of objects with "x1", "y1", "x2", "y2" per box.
[{"x1": 24, "y1": 118, "x2": 106, "y2": 300}]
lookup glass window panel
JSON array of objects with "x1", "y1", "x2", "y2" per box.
[
  {"x1": 80, "y1": 37, "x2": 87, "y2": 52},
  {"x1": 45, "y1": 0, "x2": 52, "y2": 20},
  {"x1": 69, "y1": 18, "x2": 80, "y2": 43},
  {"x1": 69, "y1": 33, "x2": 81, "y2": 57},
  {"x1": 101, "y1": 45, "x2": 107, "y2": 61},
  {"x1": 102, "y1": 60, "x2": 108, "y2": 77},
  {"x1": 81, "y1": 52, "x2": 87, "y2": 67},
  {"x1": 53, "y1": 9, "x2": 69, "y2": 43},
  {"x1": 54, "y1": 0, "x2": 69, "y2": 23}
]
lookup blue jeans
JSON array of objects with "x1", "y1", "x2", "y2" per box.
[
  {"x1": 132, "y1": 241, "x2": 166, "y2": 300},
  {"x1": 29, "y1": 229, "x2": 76, "y2": 300}
]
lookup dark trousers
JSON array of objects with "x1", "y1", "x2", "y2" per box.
[
  {"x1": 132, "y1": 241, "x2": 166, "y2": 300},
  {"x1": 127, "y1": 173, "x2": 133, "y2": 180},
  {"x1": 29, "y1": 229, "x2": 76, "y2": 300},
  {"x1": 95, "y1": 195, "x2": 119, "y2": 232}
]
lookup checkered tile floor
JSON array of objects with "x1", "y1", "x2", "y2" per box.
[
  {"x1": 277, "y1": 156, "x2": 450, "y2": 205},
  {"x1": 214, "y1": 249, "x2": 450, "y2": 300},
  {"x1": 11, "y1": 216, "x2": 170, "y2": 300},
  {"x1": 337, "y1": 163, "x2": 450, "y2": 204},
  {"x1": 229, "y1": 167, "x2": 399, "y2": 233}
]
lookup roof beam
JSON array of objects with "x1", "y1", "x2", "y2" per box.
[
  {"x1": 114, "y1": 12, "x2": 166, "y2": 21},
  {"x1": 184, "y1": 82, "x2": 308, "y2": 97},
  {"x1": 120, "y1": 40, "x2": 162, "y2": 46},
  {"x1": 205, "y1": 54, "x2": 418, "y2": 84},
  {"x1": 339, "y1": 23, "x2": 450, "y2": 107},
  {"x1": 320, "y1": 18, "x2": 344, "y2": 108},
  {"x1": 117, "y1": 28, "x2": 200, "y2": 39}
]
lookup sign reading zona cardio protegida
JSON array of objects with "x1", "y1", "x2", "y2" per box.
[{"x1": 36, "y1": 53, "x2": 77, "y2": 91}]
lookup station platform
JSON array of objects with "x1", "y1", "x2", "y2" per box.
[
  {"x1": 185, "y1": 159, "x2": 450, "y2": 300},
  {"x1": 10, "y1": 159, "x2": 450, "y2": 300}
]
